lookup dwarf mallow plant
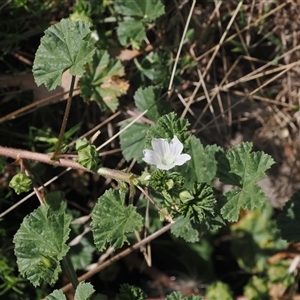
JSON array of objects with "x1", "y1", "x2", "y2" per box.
[
  {"x1": 142, "y1": 136, "x2": 191, "y2": 170},
  {"x1": 1, "y1": 16, "x2": 299, "y2": 300}
]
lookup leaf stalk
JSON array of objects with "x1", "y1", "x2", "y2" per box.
[{"x1": 52, "y1": 75, "x2": 76, "y2": 160}]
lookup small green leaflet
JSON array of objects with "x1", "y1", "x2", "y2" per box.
[
  {"x1": 244, "y1": 276, "x2": 268, "y2": 300},
  {"x1": 217, "y1": 142, "x2": 275, "y2": 222},
  {"x1": 178, "y1": 182, "x2": 217, "y2": 229},
  {"x1": 33, "y1": 18, "x2": 96, "y2": 90},
  {"x1": 13, "y1": 205, "x2": 71, "y2": 286},
  {"x1": 91, "y1": 189, "x2": 143, "y2": 251}
]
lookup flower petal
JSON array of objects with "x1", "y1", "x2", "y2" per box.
[
  {"x1": 151, "y1": 138, "x2": 170, "y2": 157},
  {"x1": 143, "y1": 136, "x2": 191, "y2": 170},
  {"x1": 174, "y1": 154, "x2": 191, "y2": 166},
  {"x1": 169, "y1": 136, "x2": 183, "y2": 157},
  {"x1": 142, "y1": 149, "x2": 159, "y2": 165}
]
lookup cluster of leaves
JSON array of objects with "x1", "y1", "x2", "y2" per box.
[
  {"x1": 114, "y1": 0, "x2": 165, "y2": 48},
  {"x1": 10, "y1": 65, "x2": 291, "y2": 298},
  {"x1": 32, "y1": 0, "x2": 167, "y2": 112},
  {"x1": 146, "y1": 169, "x2": 219, "y2": 235},
  {"x1": 4, "y1": 1, "x2": 300, "y2": 298},
  {"x1": 123, "y1": 109, "x2": 275, "y2": 244},
  {"x1": 79, "y1": 49, "x2": 129, "y2": 112}
]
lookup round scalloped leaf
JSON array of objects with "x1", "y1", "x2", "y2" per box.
[
  {"x1": 75, "y1": 282, "x2": 95, "y2": 300},
  {"x1": 91, "y1": 189, "x2": 143, "y2": 251},
  {"x1": 13, "y1": 205, "x2": 71, "y2": 286},
  {"x1": 277, "y1": 190, "x2": 300, "y2": 242},
  {"x1": 33, "y1": 18, "x2": 96, "y2": 90},
  {"x1": 217, "y1": 142, "x2": 275, "y2": 222}
]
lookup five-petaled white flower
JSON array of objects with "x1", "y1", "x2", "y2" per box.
[{"x1": 142, "y1": 136, "x2": 191, "y2": 170}]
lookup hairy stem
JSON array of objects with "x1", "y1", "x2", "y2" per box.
[
  {"x1": 52, "y1": 75, "x2": 76, "y2": 160},
  {"x1": 97, "y1": 167, "x2": 133, "y2": 184},
  {"x1": 0, "y1": 145, "x2": 92, "y2": 173}
]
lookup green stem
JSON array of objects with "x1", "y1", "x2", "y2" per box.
[
  {"x1": 62, "y1": 255, "x2": 79, "y2": 290},
  {"x1": 52, "y1": 75, "x2": 76, "y2": 160}
]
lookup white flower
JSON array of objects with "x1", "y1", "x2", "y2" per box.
[{"x1": 142, "y1": 136, "x2": 191, "y2": 170}]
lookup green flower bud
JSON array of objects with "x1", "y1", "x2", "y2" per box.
[
  {"x1": 137, "y1": 172, "x2": 151, "y2": 185},
  {"x1": 179, "y1": 190, "x2": 194, "y2": 202},
  {"x1": 9, "y1": 173, "x2": 32, "y2": 195},
  {"x1": 165, "y1": 179, "x2": 174, "y2": 190}
]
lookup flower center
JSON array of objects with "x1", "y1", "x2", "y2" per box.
[{"x1": 161, "y1": 153, "x2": 175, "y2": 166}]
